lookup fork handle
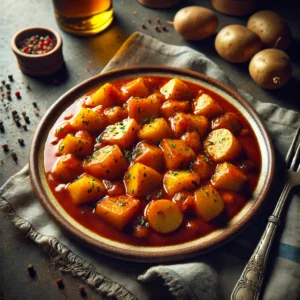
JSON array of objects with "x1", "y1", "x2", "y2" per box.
[{"x1": 231, "y1": 215, "x2": 280, "y2": 300}]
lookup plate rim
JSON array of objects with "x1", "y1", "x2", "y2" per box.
[{"x1": 29, "y1": 66, "x2": 275, "y2": 262}]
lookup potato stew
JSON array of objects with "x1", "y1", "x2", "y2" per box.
[{"x1": 45, "y1": 77, "x2": 261, "y2": 246}]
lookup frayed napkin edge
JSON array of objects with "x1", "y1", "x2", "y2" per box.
[{"x1": 0, "y1": 191, "x2": 137, "y2": 300}]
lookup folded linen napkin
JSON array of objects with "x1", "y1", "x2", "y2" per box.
[{"x1": 1, "y1": 32, "x2": 300, "y2": 300}]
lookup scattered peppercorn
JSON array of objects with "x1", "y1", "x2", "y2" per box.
[
  {"x1": 12, "y1": 110, "x2": 18, "y2": 116},
  {"x1": 11, "y1": 151, "x2": 18, "y2": 163},
  {"x1": 0, "y1": 121, "x2": 4, "y2": 133},
  {"x1": 18, "y1": 138, "x2": 25, "y2": 146},
  {"x1": 162, "y1": 25, "x2": 167, "y2": 31},
  {"x1": 79, "y1": 286, "x2": 86, "y2": 297},
  {"x1": 141, "y1": 23, "x2": 146, "y2": 29},
  {"x1": 2, "y1": 144, "x2": 9, "y2": 152},
  {"x1": 5, "y1": 84, "x2": 11, "y2": 90},
  {"x1": 32, "y1": 102, "x2": 38, "y2": 108},
  {"x1": 24, "y1": 116, "x2": 30, "y2": 124},
  {"x1": 56, "y1": 278, "x2": 64, "y2": 289},
  {"x1": 22, "y1": 111, "x2": 26, "y2": 116},
  {"x1": 15, "y1": 91, "x2": 21, "y2": 98},
  {"x1": 23, "y1": 124, "x2": 28, "y2": 131},
  {"x1": 1, "y1": 80, "x2": 5, "y2": 85},
  {"x1": 18, "y1": 35, "x2": 56, "y2": 55},
  {"x1": 154, "y1": 25, "x2": 160, "y2": 31},
  {"x1": 7, "y1": 95, "x2": 12, "y2": 101},
  {"x1": 27, "y1": 264, "x2": 36, "y2": 278},
  {"x1": 26, "y1": 84, "x2": 31, "y2": 90},
  {"x1": 8, "y1": 75, "x2": 13, "y2": 81}
]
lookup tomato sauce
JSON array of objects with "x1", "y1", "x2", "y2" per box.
[{"x1": 44, "y1": 76, "x2": 261, "y2": 246}]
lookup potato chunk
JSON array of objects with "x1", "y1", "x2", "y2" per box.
[
  {"x1": 58, "y1": 131, "x2": 93, "y2": 156},
  {"x1": 161, "y1": 100, "x2": 190, "y2": 118},
  {"x1": 128, "y1": 96, "x2": 161, "y2": 123},
  {"x1": 211, "y1": 112, "x2": 241, "y2": 134},
  {"x1": 85, "y1": 83, "x2": 123, "y2": 108},
  {"x1": 55, "y1": 122, "x2": 75, "y2": 139},
  {"x1": 160, "y1": 78, "x2": 192, "y2": 100},
  {"x1": 99, "y1": 119, "x2": 139, "y2": 149},
  {"x1": 147, "y1": 200, "x2": 183, "y2": 234},
  {"x1": 160, "y1": 139, "x2": 196, "y2": 170},
  {"x1": 52, "y1": 154, "x2": 83, "y2": 183},
  {"x1": 84, "y1": 145, "x2": 128, "y2": 180},
  {"x1": 133, "y1": 142, "x2": 165, "y2": 172},
  {"x1": 194, "y1": 185, "x2": 224, "y2": 221},
  {"x1": 192, "y1": 154, "x2": 214, "y2": 179},
  {"x1": 212, "y1": 162, "x2": 247, "y2": 192},
  {"x1": 122, "y1": 78, "x2": 150, "y2": 97},
  {"x1": 194, "y1": 94, "x2": 223, "y2": 118},
  {"x1": 181, "y1": 131, "x2": 201, "y2": 152},
  {"x1": 204, "y1": 128, "x2": 242, "y2": 162},
  {"x1": 125, "y1": 163, "x2": 163, "y2": 197},
  {"x1": 71, "y1": 107, "x2": 107, "y2": 132},
  {"x1": 96, "y1": 195, "x2": 140, "y2": 230},
  {"x1": 138, "y1": 118, "x2": 172, "y2": 144},
  {"x1": 170, "y1": 113, "x2": 209, "y2": 137},
  {"x1": 164, "y1": 171, "x2": 200, "y2": 197},
  {"x1": 67, "y1": 173, "x2": 106, "y2": 205},
  {"x1": 104, "y1": 106, "x2": 128, "y2": 125}
]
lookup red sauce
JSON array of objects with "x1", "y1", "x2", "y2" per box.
[{"x1": 44, "y1": 76, "x2": 261, "y2": 247}]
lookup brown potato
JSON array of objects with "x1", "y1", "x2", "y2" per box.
[
  {"x1": 249, "y1": 49, "x2": 292, "y2": 89},
  {"x1": 215, "y1": 25, "x2": 262, "y2": 63},
  {"x1": 174, "y1": 6, "x2": 218, "y2": 41},
  {"x1": 247, "y1": 10, "x2": 292, "y2": 50}
]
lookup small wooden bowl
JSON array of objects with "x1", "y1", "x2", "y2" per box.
[{"x1": 11, "y1": 27, "x2": 64, "y2": 77}]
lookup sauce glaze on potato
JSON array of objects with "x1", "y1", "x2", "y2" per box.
[{"x1": 44, "y1": 76, "x2": 261, "y2": 246}]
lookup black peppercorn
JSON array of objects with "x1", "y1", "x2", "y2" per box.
[{"x1": 27, "y1": 264, "x2": 36, "y2": 278}]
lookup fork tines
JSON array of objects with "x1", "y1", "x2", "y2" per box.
[{"x1": 286, "y1": 126, "x2": 300, "y2": 171}]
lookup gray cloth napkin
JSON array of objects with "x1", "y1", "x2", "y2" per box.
[{"x1": 1, "y1": 32, "x2": 300, "y2": 300}]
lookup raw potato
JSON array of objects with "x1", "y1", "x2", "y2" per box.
[
  {"x1": 147, "y1": 200, "x2": 183, "y2": 234},
  {"x1": 160, "y1": 78, "x2": 193, "y2": 100},
  {"x1": 164, "y1": 170, "x2": 200, "y2": 197},
  {"x1": 212, "y1": 162, "x2": 247, "y2": 192},
  {"x1": 174, "y1": 6, "x2": 218, "y2": 41},
  {"x1": 249, "y1": 49, "x2": 292, "y2": 89},
  {"x1": 84, "y1": 145, "x2": 128, "y2": 180},
  {"x1": 194, "y1": 185, "x2": 224, "y2": 221},
  {"x1": 247, "y1": 10, "x2": 292, "y2": 50},
  {"x1": 194, "y1": 93, "x2": 223, "y2": 118},
  {"x1": 215, "y1": 25, "x2": 262, "y2": 63},
  {"x1": 96, "y1": 195, "x2": 140, "y2": 230},
  {"x1": 52, "y1": 154, "x2": 83, "y2": 183},
  {"x1": 204, "y1": 128, "x2": 241, "y2": 162},
  {"x1": 67, "y1": 173, "x2": 106, "y2": 205}
]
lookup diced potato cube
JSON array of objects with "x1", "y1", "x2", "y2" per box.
[
  {"x1": 133, "y1": 142, "x2": 165, "y2": 172},
  {"x1": 122, "y1": 78, "x2": 150, "y2": 97},
  {"x1": 211, "y1": 112, "x2": 241, "y2": 134},
  {"x1": 52, "y1": 154, "x2": 83, "y2": 183},
  {"x1": 84, "y1": 145, "x2": 128, "y2": 180},
  {"x1": 71, "y1": 107, "x2": 107, "y2": 132},
  {"x1": 85, "y1": 83, "x2": 123, "y2": 107},
  {"x1": 147, "y1": 200, "x2": 183, "y2": 233},
  {"x1": 161, "y1": 100, "x2": 190, "y2": 118},
  {"x1": 58, "y1": 131, "x2": 93, "y2": 156},
  {"x1": 160, "y1": 78, "x2": 192, "y2": 100},
  {"x1": 138, "y1": 118, "x2": 172, "y2": 144},
  {"x1": 170, "y1": 113, "x2": 209, "y2": 137},
  {"x1": 125, "y1": 163, "x2": 162, "y2": 197},
  {"x1": 204, "y1": 128, "x2": 241, "y2": 162},
  {"x1": 128, "y1": 96, "x2": 161, "y2": 123},
  {"x1": 147, "y1": 92, "x2": 166, "y2": 104},
  {"x1": 96, "y1": 195, "x2": 140, "y2": 230},
  {"x1": 99, "y1": 119, "x2": 139, "y2": 149},
  {"x1": 55, "y1": 122, "x2": 75, "y2": 139},
  {"x1": 212, "y1": 162, "x2": 247, "y2": 192},
  {"x1": 160, "y1": 139, "x2": 196, "y2": 169},
  {"x1": 104, "y1": 106, "x2": 128, "y2": 125},
  {"x1": 67, "y1": 173, "x2": 106, "y2": 205},
  {"x1": 181, "y1": 131, "x2": 201, "y2": 152},
  {"x1": 194, "y1": 94, "x2": 223, "y2": 118},
  {"x1": 164, "y1": 171, "x2": 200, "y2": 197},
  {"x1": 192, "y1": 154, "x2": 215, "y2": 179},
  {"x1": 194, "y1": 185, "x2": 224, "y2": 221}
]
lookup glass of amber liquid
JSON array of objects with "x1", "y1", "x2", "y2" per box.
[{"x1": 52, "y1": 0, "x2": 113, "y2": 36}]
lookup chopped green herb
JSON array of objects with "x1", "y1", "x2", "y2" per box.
[
  {"x1": 127, "y1": 174, "x2": 131, "y2": 179},
  {"x1": 118, "y1": 201, "x2": 126, "y2": 206},
  {"x1": 157, "y1": 191, "x2": 163, "y2": 198},
  {"x1": 170, "y1": 143, "x2": 176, "y2": 148}
]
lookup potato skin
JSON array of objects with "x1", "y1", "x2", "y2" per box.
[
  {"x1": 249, "y1": 49, "x2": 292, "y2": 89},
  {"x1": 215, "y1": 25, "x2": 262, "y2": 63},
  {"x1": 247, "y1": 10, "x2": 292, "y2": 50},
  {"x1": 174, "y1": 6, "x2": 218, "y2": 41}
]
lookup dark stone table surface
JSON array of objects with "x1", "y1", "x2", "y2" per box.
[{"x1": 0, "y1": 0, "x2": 299, "y2": 299}]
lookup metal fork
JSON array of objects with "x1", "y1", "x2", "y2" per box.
[{"x1": 231, "y1": 126, "x2": 300, "y2": 300}]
